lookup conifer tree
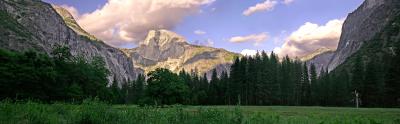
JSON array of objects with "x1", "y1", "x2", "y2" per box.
[
  {"x1": 309, "y1": 64, "x2": 318, "y2": 105},
  {"x1": 301, "y1": 63, "x2": 311, "y2": 105},
  {"x1": 363, "y1": 60, "x2": 381, "y2": 107},
  {"x1": 384, "y1": 47, "x2": 400, "y2": 107},
  {"x1": 209, "y1": 69, "x2": 219, "y2": 105}
]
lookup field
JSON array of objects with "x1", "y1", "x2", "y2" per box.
[{"x1": 1, "y1": 101, "x2": 400, "y2": 124}]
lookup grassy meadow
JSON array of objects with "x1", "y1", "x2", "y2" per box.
[{"x1": 1, "y1": 101, "x2": 400, "y2": 124}]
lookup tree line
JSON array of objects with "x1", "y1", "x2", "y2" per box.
[
  {"x1": 113, "y1": 49, "x2": 399, "y2": 107},
  {"x1": 100, "y1": 48, "x2": 381, "y2": 107},
  {"x1": 1, "y1": 46, "x2": 399, "y2": 107},
  {"x1": 0, "y1": 46, "x2": 114, "y2": 102}
]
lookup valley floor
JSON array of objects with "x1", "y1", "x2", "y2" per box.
[{"x1": 1, "y1": 101, "x2": 400, "y2": 124}]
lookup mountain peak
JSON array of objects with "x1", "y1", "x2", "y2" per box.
[
  {"x1": 141, "y1": 29, "x2": 187, "y2": 46},
  {"x1": 52, "y1": 5, "x2": 100, "y2": 42}
]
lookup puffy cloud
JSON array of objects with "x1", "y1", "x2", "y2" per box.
[
  {"x1": 276, "y1": 19, "x2": 344, "y2": 57},
  {"x1": 243, "y1": 0, "x2": 278, "y2": 16},
  {"x1": 229, "y1": 32, "x2": 269, "y2": 46},
  {"x1": 194, "y1": 30, "x2": 206, "y2": 35},
  {"x1": 282, "y1": 0, "x2": 294, "y2": 5},
  {"x1": 75, "y1": 0, "x2": 214, "y2": 47},
  {"x1": 241, "y1": 49, "x2": 258, "y2": 56}
]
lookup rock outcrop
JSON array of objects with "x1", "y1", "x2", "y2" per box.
[
  {"x1": 327, "y1": 0, "x2": 400, "y2": 71},
  {"x1": 122, "y1": 29, "x2": 239, "y2": 76},
  {"x1": 0, "y1": 0, "x2": 140, "y2": 85},
  {"x1": 302, "y1": 48, "x2": 335, "y2": 75}
]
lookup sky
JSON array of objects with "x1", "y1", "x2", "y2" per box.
[{"x1": 43, "y1": 0, "x2": 364, "y2": 57}]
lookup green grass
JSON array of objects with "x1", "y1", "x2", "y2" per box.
[{"x1": 1, "y1": 101, "x2": 400, "y2": 124}]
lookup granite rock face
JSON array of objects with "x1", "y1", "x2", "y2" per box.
[
  {"x1": 303, "y1": 48, "x2": 335, "y2": 75},
  {"x1": 302, "y1": 47, "x2": 335, "y2": 72},
  {"x1": 327, "y1": 0, "x2": 400, "y2": 71},
  {"x1": 0, "y1": 0, "x2": 140, "y2": 85},
  {"x1": 122, "y1": 30, "x2": 239, "y2": 77}
]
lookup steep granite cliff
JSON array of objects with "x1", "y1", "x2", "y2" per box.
[
  {"x1": 327, "y1": 0, "x2": 400, "y2": 71},
  {"x1": 0, "y1": 0, "x2": 139, "y2": 84}
]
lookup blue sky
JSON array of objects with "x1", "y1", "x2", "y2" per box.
[{"x1": 44, "y1": 0, "x2": 363, "y2": 56}]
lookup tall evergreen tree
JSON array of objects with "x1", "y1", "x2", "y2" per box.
[
  {"x1": 309, "y1": 64, "x2": 318, "y2": 105},
  {"x1": 110, "y1": 76, "x2": 123, "y2": 104},
  {"x1": 220, "y1": 71, "x2": 229, "y2": 105},
  {"x1": 208, "y1": 69, "x2": 219, "y2": 105},
  {"x1": 280, "y1": 55, "x2": 292, "y2": 105},
  {"x1": 351, "y1": 56, "x2": 364, "y2": 93},
  {"x1": 133, "y1": 74, "x2": 145, "y2": 104},
  {"x1": 331, "y1": 71, "x2": 350, "y2": 106},
  {"x1": 229, "y1": 57, "x2": 241, "y2": 105},
  {"x1": 300, "y1": 63, "x2": 311, "y2": 105},
  {"x1": 384, "y1": 47, "x2": 400, "y2": 107},
  {"x1": 363, "y1": 60, "x2": 381, "y2": 107},
  {"x1": 269, "y1": 52, "x2": 281, "y2": 105}
]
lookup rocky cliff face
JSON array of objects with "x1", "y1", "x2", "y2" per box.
[
  {"x1": 0, "y1": 0, "x2": 139, "y2": 85},
  {"x1": 122, "y1": 30, "x2": 239, "y2": 77},
  {"x1": 327, "y1": 0, "x2": 400, "y2": 71},
  {"x1": 302, "y1": 48, "x2": 335, "y2": 74}
]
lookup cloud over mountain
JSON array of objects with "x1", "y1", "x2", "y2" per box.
[
  {"x1": 276, "y1": 19, "x2": 344, "y2": 57},
  {"x1": 70, "y1": 0, "x2": 214, "y2": 47}
]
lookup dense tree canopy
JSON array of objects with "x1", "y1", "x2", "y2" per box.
[
  {"x1": 145, "y1": 68, "x2": 189, "y2": 105},
  {"x1": 0, "y1": 46, "x2": 111, "y2": 102}
]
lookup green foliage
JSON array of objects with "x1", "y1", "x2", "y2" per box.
[
  {"x1": 385, "y1": 47, "x2": 400, "y2": 107},
  {"x1": 161, "y1": 50, "x2": 319, "y2": 106},
  {"x1": 0, "y1": 46, "x2": 111, "y2": 102},
  {"x1": 146, "y1": 68, "x2": 189, "y2": 105},
  {"x1": 110, "y1": 76, "x2": 124, "y2": 104},
  {"x1": 300, "y1": 63, "x2": 311, "y2": 105},
  {"x1": 126, "y1": 74, "x2": 145, "y2": 104}
]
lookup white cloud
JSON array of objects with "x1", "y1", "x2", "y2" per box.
[
  {"x1": 229, "y1": 32, "x2": 269, "y2": 46},
  {"x1": 282, "y1": 0, "x2": 294, "y2": 5},
  {"x1": 74, "y1": 0, "x2": 214, "y2": 47},
  {"x1": 194, "y1": 30, "x2": 206, "y2": 35},
  {"x1": 276, "y1": 19, "x2": 344, "y2": 57},
  {"x1": 241, "y1": 49, "x2": 258, "y2": 56},
  {"x1": 243, "y1": 0, "x2": 278, "y2": 16},
  {"x1": 273, "y1": 47, "x2": 282, "y2": 54}
]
